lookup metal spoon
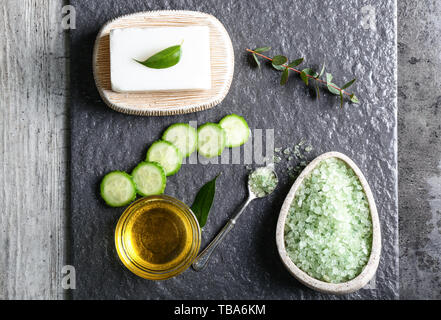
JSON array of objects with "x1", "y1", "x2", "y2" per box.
[{"x1": 192, "y1": 166, "x2": 279, "y2": 271}]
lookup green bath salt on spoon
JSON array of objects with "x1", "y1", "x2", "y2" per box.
[{"x1": 192, "y1": 166, "x2": 278, "y2": 271}]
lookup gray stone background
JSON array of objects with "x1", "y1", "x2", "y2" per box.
[
  {"x1": 0, "y1": 0, "x2": 440, "y2": 300},
  {"x1": 398, "y1": 1, "x2": 441, "y2": 299}
]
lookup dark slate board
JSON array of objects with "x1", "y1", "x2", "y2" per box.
[{"x1": 70, "y1": 0, "x2": 398, "y2": 299}]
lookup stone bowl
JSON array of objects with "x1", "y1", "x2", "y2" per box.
[{"x1": 275, "y1": 151, "x2": 381, "y2": 294}]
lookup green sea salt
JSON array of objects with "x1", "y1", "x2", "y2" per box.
[
  {"x1": 249, "y1": 167, "x2": 278, "y2": 198},
  {"x1": 305, "y1": 145, "x2": 313, "y2": 153},
  {"x1": 284, "y1": 158, "x2": 372, "y2": 283},
  {"x1": 273, "y1": 156, "x2": 282, "y2": 164}
]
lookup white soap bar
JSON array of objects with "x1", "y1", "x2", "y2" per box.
[{"x1": 110, "y1": 26, "x2": 211, "y2": 92}]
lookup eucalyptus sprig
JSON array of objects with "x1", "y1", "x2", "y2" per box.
[{"x1": 248, "y1": 47, "x2": 359, "y2": 108}]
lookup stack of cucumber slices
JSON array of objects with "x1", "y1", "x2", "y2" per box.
[{"x1": 100, "y1": 114, "x2": 250, "y2": 207}]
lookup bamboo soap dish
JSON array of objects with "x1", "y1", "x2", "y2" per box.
[{"x1": 93, "y1": 10, "x2": 235, "y2": 116}]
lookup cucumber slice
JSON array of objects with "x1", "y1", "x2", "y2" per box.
[
  {"x1": 131, "y1": 162, "x2": 166, "y2": 197},
  {"x1": 219, "y1": 114, "x2": 250, "y2": 148},
  {"x1": 146, "y1": 140, "x2": 183, "y2": 176},
  {"x1": 100, "y1": 171, "x2": 136, "y2": 207},
  {"x1": 197, "y1": 123, "x2": 226, "y2": 158},
  {"x1": 162, "y1": 123, "x2": 197, "y2": 157}
]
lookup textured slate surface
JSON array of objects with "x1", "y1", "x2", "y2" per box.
[{"x1": 70, "y1": 0, "x2": 398, "y2": 299}]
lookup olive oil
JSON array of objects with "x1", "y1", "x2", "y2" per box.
[
  {"x1": 124, "y1": 201, "x2": 192, "y2": 269},
  {"x1": 115, "y1": 196, "x2": 201, "y2": 280}
]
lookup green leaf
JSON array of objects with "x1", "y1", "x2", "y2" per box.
[
  {"x1": 350, "y1": 94, "x2": 360, "y2": 103},
  {"x1": 302, "y1": 68, "x2": 319, "y2": 78},
  {"x1": 327, "y1": 84, "x2": 341, "y2": 95},
  {"x1": 281, "y1": 68, "x2": 289, "y2": 85},
  {"x1": 288, "y1": 58, "x2": 304, "y2": 68},
  {"x1": 254, "y1": 46, "x2": 271, "y2": 53},
  {"x1": 326, "y1": 73, "x2": 333, "y2": 83},
  {"x1": 316, "y1": 84, "x2": 320, "y2": 99},
  {"x1": 273, "y1": 57, "x2": 304, "y2": 71},
  {"x1": 272, "y1": 55, "x2": 288, "y2": 65},
  {"x1": 342, "y1": 78, "x2": 356, "y2": 90},
  {"x1": 272, "y1": 63, "x2": 286, "y2": 71},
  {"x1": 191, "y1": 174, "x2": 220, "y2": 228},
  {"x1": 326, "y1": 73, "x2": 341, "y2": 95},
  {"x1": 252, "y1": 53, "x2": 261, "y2": 68},
  {"x1": 319, "y1": 62, "x2": 326, "y2": 77},
  {"x1": 300, "y1": 71, "x2": 309, "y2": 86},
  {"x1": 134, "y1": 44, "x2": 182, "y2": 69},
  {"x1": 300, "y1": 68, "x2": 318, "y2": 86},
  {"x1": 340, "y1": 91, "x2": 344, "y2": 108}
]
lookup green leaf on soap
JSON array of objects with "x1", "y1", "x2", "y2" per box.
[
  {"x1": 191, "y1": 174, "x2": 220, "y2": 228},
  {"x1": 134, "y1": 43, "x2": 182, "y2": 69}
]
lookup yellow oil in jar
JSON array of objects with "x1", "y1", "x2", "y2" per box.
[{"x1": 122, "y1": 199, "x2": 193, "y2": 271}]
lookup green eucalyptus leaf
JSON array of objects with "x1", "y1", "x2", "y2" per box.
[
  {"x1": 327, "y1": 84, "x2": 341, "y2": 95},
  {"x1": 319, "y1": 62, "x2": 326, "y2": 77},
  {"x1": 252, "y1": 53, "x2": 261, "y2": 68},
  {"x1": 326, "y1": 73, "x2": 333, "y2": 83},
  {"x1": 342, "y1": 78, "x2": 356, "y2": 90},
  {"x1": 191, "y1": 174, "x2": 220, "y2": 228},
  {"x1": 135, "y1": 44, "x2": 182, "y2": 69},
  {"x1": 288, "y1": 58, "x2": 304, "y2": 68},
  {"x1": 272, "y1": 55, "x2": 288, "y2": 65},
  {"x1": 281, "y1": 68, "x2": 289, "y2": 85},
  {"x1": 350, "y1": 94, "x2": 360, "y2": 103},
  {"x1": 326, "y1": 73, "x2": 341, "y2": 95},
  {"x1": 254, "y1": 46, "x2": 271, "y2": 53},
  {"x1": 300, "y1": 71, "x2": 309, "y2": 86},
  {"x1": 272, "y1": 63, "x2": 286, "y2": 71},
  {"x1": 300, "y1": 68, "x2": 318, "y2": 86},
  {"x1": 302, "y1": 68, "x2": 319, "y2": 78}
]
